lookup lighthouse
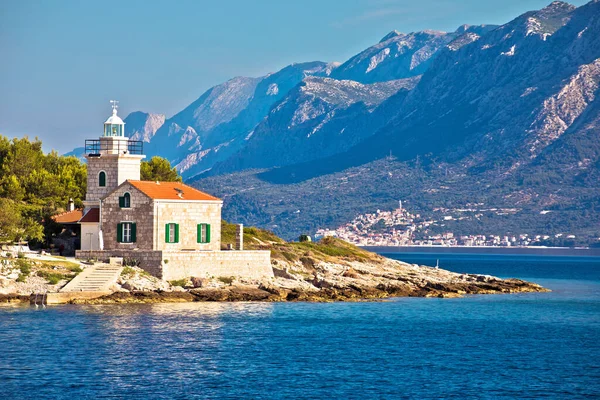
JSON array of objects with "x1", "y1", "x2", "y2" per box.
[{"x1": 79, "y1": 101, "x2": 145, "y2": 250}]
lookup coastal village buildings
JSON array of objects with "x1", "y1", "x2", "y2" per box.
[
  {"x1": 316, "y1": 203, "x2": 575, "y2": 248},
  {"x1": 61, "y1": 102, "x2": 272, "y2": 281}
]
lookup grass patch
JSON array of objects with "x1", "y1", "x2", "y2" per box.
[
  {"x1": 66, "y1": 265, "x2": 83, "y2": 273},
  {"x1": 169, "y1": 278, "x2": 188, "y2": 287},
  {"x1": 221, "y1": 220, "x2": 284, "y2": 249},
  {"x1": 223, "y1": 221, "x2": 381, "y2": 267},
  {"x1": 121, "y1": 266, "x2": 135, "y2": 276},
  {"x1": 39, "y1": 260, "x2": 81, "y2": 270},
  {"x1": 36, "y1": 270, "x2": 72, "y2": 285}
]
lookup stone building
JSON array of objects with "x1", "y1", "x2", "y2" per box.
[{"x1": 75, "y1": 102, "x2": 272, "y2": 281}]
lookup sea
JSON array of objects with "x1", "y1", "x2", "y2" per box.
[{"x1": 0, "y1": 253, "x2": 599, "y2": 399}]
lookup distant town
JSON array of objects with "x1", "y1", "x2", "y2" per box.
[{"x1": 315, "y1": 202, "x2": 583, "y2": 248}]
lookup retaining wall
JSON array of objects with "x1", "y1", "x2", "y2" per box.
[
  {"x1": 161, "y1": 250, "x2": 272, "y2": 281},
  {"x1": 75, "y1": 249, "x2": 273, "y2": 281}
]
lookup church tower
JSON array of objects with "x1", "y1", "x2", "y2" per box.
[{"x1": 83, "y1": 100, "x2": 145, "y2": 209}]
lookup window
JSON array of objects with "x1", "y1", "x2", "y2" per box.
[
  {"x1": 117, "y1": 222, "x2": 136, "y2": 243},
  {"x1": 99, "y1": 171, "x2": 106, "y2": 187},
  {"x1": 197, "y1": 223, "x2": 211, "y2": 243},
  {"x1": 119, "y1": 192, "x2": 131, "y2": 208},
  {"x1": 165, "y1": 223, "x2": 179, "y2": 243}
]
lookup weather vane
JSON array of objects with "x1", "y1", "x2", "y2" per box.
[{"x1": 110, "y1": 99, "x2": 119, "y2": 113}]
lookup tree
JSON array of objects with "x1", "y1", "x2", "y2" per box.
[
  {"x1": 141, "y1": 156, "x2": 182, "y2": 182},
  {"x1": 0, "y1": 135, "x2": 87, "y2": 245},
  {"x1": 0, "y1": 198, "x2": 21, "y2": 243},
  {"x1": 0, "y1": 199, "x2": 43, "y2": 243}
]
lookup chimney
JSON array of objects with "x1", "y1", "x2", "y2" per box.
[
  {"x1": 236, "y1": 224, "x2": 243, "y2": 251},
  {"x1": 68, "y1": 198, "x2": 75, "y2": 212}
]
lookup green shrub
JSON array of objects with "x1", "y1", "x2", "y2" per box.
[
  {"x1": 121, "y1": 266, "x2": 135, "y2": 276},
  {"x1": 17, "y1": 252, "x2": 25, "y2": 259},
  {"x1": 36, "y1": 270, "x2": 71, "y2": 285},
  {"x1": 217, "y1": 276, "x2": 234, "y2": 285},
  {"x1": 15, "y1": 258, "x2": 31, "y2": 278}
]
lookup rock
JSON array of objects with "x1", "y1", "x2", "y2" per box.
[
  {"x1": 343, "y1": 267, "x2": 360, "y2": 278},
  {"x1": 272, "y1": 267, "x2": 295, "y2": 280},
  {"x1": 258, "y1": 283, "x2": 292, "y2": 299},
  {"x1": 191, "y1": 277, "x2": 208, "y2": 288},
  {"x1": 189, "y1": 288, "x2": 232, "y2": 301}
]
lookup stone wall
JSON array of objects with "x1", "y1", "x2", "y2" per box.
[
  {"x1": 76, "y1": 249, "x2": 163, "y2": 277},
  {"x1": 86, "y1": 154, "x2": 120, "y2": 202},
  {"x1": 75, "y1": 249, "x2": 273, "y2": 281},
  {"x1": 155, "y1": 200, "x2": 222, "y2": 252},
  {"x1": 101, "y1": 183, "x2": 155, "y2": 251},
  {"x1": 161, "y1": 250, "x2": 273, "y2": 281}
]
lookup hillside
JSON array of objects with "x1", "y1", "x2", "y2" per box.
[{"x1": 190, "y1": 1, "x2": 600, "y2": 246}]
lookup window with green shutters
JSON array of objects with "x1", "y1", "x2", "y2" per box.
[
  {"x1": 197, "y1": 223, "x2": 210, "y2": 243},
  {"x1": 165, "y1": 223, "x2": 179, "y2": 243},
  {"x1": 99, "y1": 171, "x2": 106, "y2": 187},
  {"x1": 117, "y1": 222, "x2": 136, "y2": 243},
  {"x1": 119, "y1": 192, "x2": 131, "y2": 208}
]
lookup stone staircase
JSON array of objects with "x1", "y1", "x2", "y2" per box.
[{"x1": 60, "y1": 264, "x2": 123, "y2": 293}]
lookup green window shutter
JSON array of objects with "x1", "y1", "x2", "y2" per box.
[
  {"x1": 117, "y1": 223, "x2": 122, "y2": 243},
  {"x1": 131, "y1": 223, "x2": 137, "y2": 242},
  {"x1": 165, "y1": 224, "x2": 169, "y2": 243},
  {"x1": 174, "y1": 224, "x2": 179, "y2": 243},
  {"x1": 206, "y1": 224, "x2": 211, "y2": 243},
  {"x1": 197, "y1": 224, "x2": 201, "y2": 243},
  {"x1": 99, "y1": 172, "x2": 106, "y2": 187},
  {"x1": 119, "y1": 196, "x2": 124, "y2": 207}
]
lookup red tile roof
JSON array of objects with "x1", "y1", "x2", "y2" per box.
[
  {"x1": 79, "y1": 208, "x2": 100, "y2": 223},
  {"x1": 127, "y1": 180, "x2": 221, "y2": 201},
  {"x1": 52, "y1": 209, "x2": 83, "y2": 224}
]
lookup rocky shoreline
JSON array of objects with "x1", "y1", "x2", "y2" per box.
[{"x1": 1, "y1": 254, "x2": 548, "y2": 305}]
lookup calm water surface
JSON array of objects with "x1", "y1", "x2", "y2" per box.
[{"x1": 1, "y1": 255, "x2": 599, "y2": 399}]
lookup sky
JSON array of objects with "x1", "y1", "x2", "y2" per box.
[{"x1": 0, "y1": 0, "x2": 589, "y2": 154}]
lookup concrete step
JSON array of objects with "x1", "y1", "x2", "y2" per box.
[{"x1": 61, "y1": 264, "x2": 123, "y2": 293}]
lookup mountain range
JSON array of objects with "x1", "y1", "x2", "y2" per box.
[{"x1": 69, "y1": 1, "x2": 600, "y2": 245}]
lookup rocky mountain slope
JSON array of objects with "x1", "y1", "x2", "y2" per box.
[
  {"x1": 209, "y1": 76, "x2": 419, "y2": 173},
  {"x1": 125, "y1": 112, "x2": 166, "y2": 143},
  {"x1": 330, "y1": 25, "x2": 497, "y2": 83},
  {"x1": 144, "y1": 62, "x2": 336, "y2": 178},
  {"x1": 190, "y1": 1, "x2": 600, "y2": 244}
]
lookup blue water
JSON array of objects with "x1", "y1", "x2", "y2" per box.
[{"x1": 1, "y1": 255, "x2": 599, "y2": 399}]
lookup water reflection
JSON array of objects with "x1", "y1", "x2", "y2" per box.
[{"x1": 59, "y1": 301, "x2": 279, "y2": 396}]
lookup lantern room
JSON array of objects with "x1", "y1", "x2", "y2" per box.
[{"x1": 103, "y1": 100, "x2": 125, "y2": 137}]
